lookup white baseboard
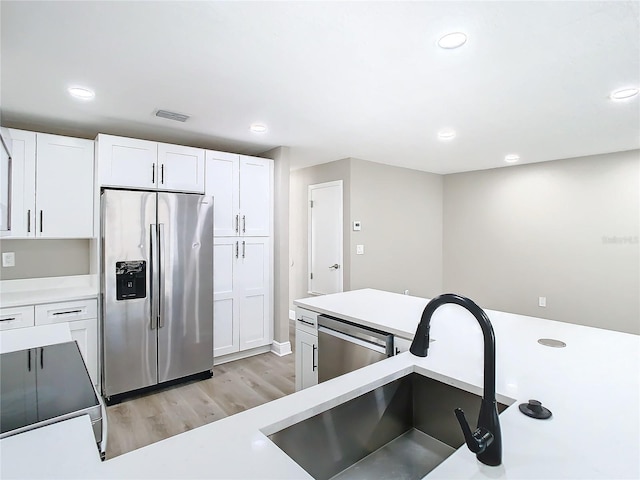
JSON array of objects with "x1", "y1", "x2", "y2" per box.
[
  {"x1": 213, "y1": 345, "x2": 271, "y2": 365},
  {"x1": 271, "y1": 340, "x2": 292, "y2": 356}
]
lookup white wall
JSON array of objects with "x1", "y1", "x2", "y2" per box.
[{"x1": 443, "y1": 150, "x2": 639, "y2": 334}]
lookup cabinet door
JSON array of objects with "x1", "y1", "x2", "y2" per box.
[
  {"x1": 205, "y1": 151, "x2": 240, "y2": 236},
  {"x1": 158, "y1": 143, "x2": 205, "y2": 193},
  {"x1": 35, "y1": 134, "x2": 94, "y2": 238},
  {"x1": 295, "y1": 329, "x2": 318, "y2": 391},
  {"x1": 213, "y1": 238, "x2": 240, "y2": 357},
  {"x1": 239, "y1": 156, "x2": 272, "y2": 236},
  {"x1": 238, "y1": 237, "x2": 271, "y2": 351},
  {"x1": 68, "y1": 318, "x2": 98, "y2": 386},
  {"x1": 1, "y1": 129, "x2": 36, "y2": 238},
  {"x1": 97, "y1": 134, "x2": 157, "y2": 189}
]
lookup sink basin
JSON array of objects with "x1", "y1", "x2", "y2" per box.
[{"x1": 268, "y1": 373, "x2": 508, "y2": 480}]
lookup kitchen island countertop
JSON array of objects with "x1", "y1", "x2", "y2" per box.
[{"x1": 1, "y1": 288, "x2": 639, "y2": 479}]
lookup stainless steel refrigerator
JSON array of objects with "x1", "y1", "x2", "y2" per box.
[{"x1": 101, "y1": 189, "x2": 213, "y2": 401}]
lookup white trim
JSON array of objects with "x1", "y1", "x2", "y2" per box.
[
  {"x1": 213, "y1": 345, "x2": 271, "y2": 365},
  {"x1": 270, "y1": 340, "x2": 292, "y2": 357}
]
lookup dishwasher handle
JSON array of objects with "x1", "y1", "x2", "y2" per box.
[
  {"x1": 318, "y1": 315, "x2": 394, "y2": 354},
  {"x1": 318, "y1": 325, "x2": 391, "y2": 356}
]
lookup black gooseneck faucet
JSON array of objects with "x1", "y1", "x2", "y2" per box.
[{"x1": 410, "y1": 293, "x2": 502, "y2": 466}]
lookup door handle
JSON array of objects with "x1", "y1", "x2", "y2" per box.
[
  {"x1": 158, "y1": 223, "x2": 165, "y2": 328},
  {"x1": 329, "y1": 264, "x2": 340, "y2": 269},
  {"x1": 150, "y1": 223, "x2": 158, "y2": 330},
  {"x1": 312, "y1": 344, "x2": 317, "y2": 371}
]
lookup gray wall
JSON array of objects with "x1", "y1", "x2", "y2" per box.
[
  {"x1": 443, "y1": 150, "x2": 640, "y2": 334},
  {"x1": 289, "y1": 158, "x2": 443, "y2": 309},
  {"x1": 349, "y1": 158, "x2": 443, "y2": 298},
  {"x1": 289, "y1": 159, "x2": 352, "y2": 308},
  {"x1": 0, "y1": 239, "x2": 91, "y2": 280}
]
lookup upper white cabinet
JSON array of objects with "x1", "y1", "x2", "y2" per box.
[
  {"x1": 1, "y1": 129, "x2": 94, "y2": 238},
  {"x1": 205, "y1": 151, "x2": 273, "y2": 237},
  {"x1": 97, "y1": 134, "x2": 205, "y2": 193}
]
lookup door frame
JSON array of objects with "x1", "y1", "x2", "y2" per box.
[{"x1": 307, "y1": 180, "x2": 343, "y2": 295}]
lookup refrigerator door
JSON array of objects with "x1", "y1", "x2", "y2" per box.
[
  {"x1": 156, "y1": 192, "x2": 214, "y2": 383},
  {"x1": 102, "y1": 189, "x2": 157, "y2": 397}
]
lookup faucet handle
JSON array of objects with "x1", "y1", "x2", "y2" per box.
[{"x1": 454, "y1": 408, "x2": 494, "y2": 454}]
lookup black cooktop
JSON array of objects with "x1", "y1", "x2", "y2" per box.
[{"x1": 0, "y1": 341, "x2": 100, "y2": 437}]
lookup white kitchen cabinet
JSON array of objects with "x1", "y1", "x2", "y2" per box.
[
  {"x1": 157, "y1": 143, "x2": 205, "y2": 193},
  {"x1": 295, "y1": 329, "x2": 318, "y2": 390},
  {"x1": 213, "y1": 237, "x2": 272, "y2": 358},
  {"x1": 97, "y1": 134, "x2": 205, "y2": 193},
  {"x1": 35, "y1": 134, "x2": 94, "y2": 238},
  {"x1": 34, "y1": 299, "x2": 99, "y2": 386},
  {"x1": 205, "y1": 152, "x2": 272, "y2": 237},
  {"x1": 294, "y1": 307, "x2": 319, "y2": 391},
  {"x1": 1, "y1": 130, "x2": 93, "y2": 238},
  {"x1": 0, "y1": 306, "x2": 35, "y2": 331}
]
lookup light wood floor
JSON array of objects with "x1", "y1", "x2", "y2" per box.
[{"x1": 105, "y1": 323, "x2": 295, "y2": 459}]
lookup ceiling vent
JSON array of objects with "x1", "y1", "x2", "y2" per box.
[{"x1": 155, "y1": 110, "x2": 190, "y2": 122}]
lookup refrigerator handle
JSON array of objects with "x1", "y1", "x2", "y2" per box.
[
  {"x1": 158, "y1": 223, "x2": 166, "y2": 328},
  {"x1": 150, "y1": 223, "x2": 158, "y2": 330}
]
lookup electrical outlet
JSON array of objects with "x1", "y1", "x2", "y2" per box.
[
  {"x1": 2, "y1": 252, "x2": 15, "y2": 268},
  {"x1": 289, "y1": 309, "x2": 295, "y2": 320},
  {"x1": 538, "y1": 296, "x2": 547, "y2": 307}
]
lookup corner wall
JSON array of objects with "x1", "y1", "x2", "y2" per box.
[{"x1": 443, "y1": 150, "x2": 640, "y2": 334}]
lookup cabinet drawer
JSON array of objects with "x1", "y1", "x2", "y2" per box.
[
  {"x1": 35, "y1": 299, "x2": 98, "y2": 325},
  {"x1": 295, "y1": 307, "x2": 319, "y2": 335},
  {"x1": 0, "y1": 306, "x2": 35, "y2": 331}
]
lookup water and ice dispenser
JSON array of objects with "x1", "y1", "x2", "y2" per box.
[{"x1": 115, "y1": 261, "x2": 146, "y2": 300}]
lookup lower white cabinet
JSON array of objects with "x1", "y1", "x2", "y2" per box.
[
  {"x1": 294, "y1": 307, "x2": 319, "y2": 391},
  {"x1": 213, "y1": 237, "x2": 272, "y2": 358},
  {"x1": 33, "y1": 298, "x2": 99, "y2": 386},
  {"x1": 0, "y1": 306, "x2": 35, "y2": 331},
  {"x1": 295, "y1": 329, "x2": 318, "y2": 390}
]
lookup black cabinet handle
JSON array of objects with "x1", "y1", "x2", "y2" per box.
[
  {"x1": 40, "y1": 347, "x2": 44, "y2": 369},
  {"x1": 52, "y1": 309, "x2": 82, "y2": 316},
  {"x1": 28, "y1": 349, "x2": 31, "y2": 371},
  {"x1": 0, "y1": 317, "x2": 16, "y2": 322},
  {"x1": 39, "y1": 210, "x2": 43, "y2": 233},
  {"x1": 297, "y1": 318, "x2": 315, "y2": 327},
  {"x1": 312, "y1": 344, "x2": 317, "y2": 371},
  {"x1": 152, "y1": 164, "x2": 155, "y2": 184}
]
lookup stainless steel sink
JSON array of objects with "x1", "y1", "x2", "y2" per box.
[{"x1": 268, "y1": 373, "x2": 508, "y2": 480}]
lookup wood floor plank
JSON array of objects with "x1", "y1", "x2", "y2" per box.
[{"x1": 105, "y1": 330, "x2": 295, "y2": 459}]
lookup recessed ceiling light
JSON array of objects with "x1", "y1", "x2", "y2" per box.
[
  {"x1": 610, "y1": 87, "x2": 639, "y2": 100},
  {"x1": 438, "y1": 129, "x2": 456, "y2": 140},
  {"x1": 68, "y1": 86, "x2": 95, "y2": 100},
  {"x1": 505, "y1": 154, "x2": 520, "y2": 163},
  {"x1": 250, "y1": 123, "x2": 267, "y2": 134},
  {"x1": 438, "y1": 32, "x2": 467, "y2": 49}
]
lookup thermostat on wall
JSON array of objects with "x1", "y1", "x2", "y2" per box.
[{"x1": 353, "y1": 221, "x2": 361, "y2": 231}]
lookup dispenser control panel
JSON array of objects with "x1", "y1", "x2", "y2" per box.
[{"x1": 115, "y1": 261, "x2": 146, "y2": 300}]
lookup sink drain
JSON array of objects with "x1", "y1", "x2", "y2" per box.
[{"x1": 537, "y1": 338, "x2": 566, "y2": 348}]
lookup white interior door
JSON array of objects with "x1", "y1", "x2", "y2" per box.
[{"x1": 308, "y1": 181, "x2": 343, "y2": 295}]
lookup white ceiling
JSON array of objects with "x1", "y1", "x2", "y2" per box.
[{"x1": 1, "y1": 1, "x2": 639, "y2": 174}]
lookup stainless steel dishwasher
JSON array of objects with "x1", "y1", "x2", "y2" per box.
[{"x1": 317, "y1": 315, "x2": 394, "y2": 383}]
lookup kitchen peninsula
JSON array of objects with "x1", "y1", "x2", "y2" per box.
[{"x1": 1, "y1": 289, "x2": 638, "y2": 479}]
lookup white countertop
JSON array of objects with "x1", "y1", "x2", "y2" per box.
[
  {"x1": 0, "y1": 275, "x2": 98, "y2": 308},
  {"x1": 2, "y1": 289, "x2": 639, "y2": 479}
]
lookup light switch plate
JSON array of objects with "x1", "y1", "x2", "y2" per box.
[
  {"x1": 356, "y1": 245, "x2": 364, "y2": 255},
  {"x1": 2, "y1": 252, "x2": 15, "y2": 267}
]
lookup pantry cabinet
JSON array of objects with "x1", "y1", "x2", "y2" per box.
[
  {"x1": 1, "y1": 129, "x2": 94, "y2": 238},
  {"x1": 213, "y1": 237, "x2": 272, "y2": 358},
  {"x1": 97, "y1": 134, "x2": 205, "y2": 193},
  {"x1": 205, "y1": 152, "x2": 272, "y2": 237}
]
